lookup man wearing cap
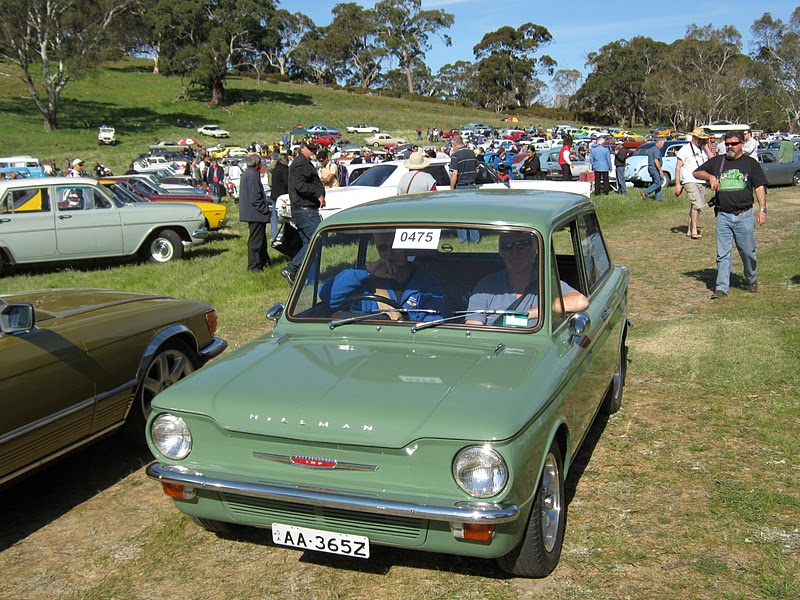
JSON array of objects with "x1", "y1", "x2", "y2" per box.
[
  {"x1": 676, "y1": 129, "x2": 711, "y2": 239},
  {"x1": 282, "y1": 142, "x2": 325, "y2": 286},
  {"x1": 68, "y1": 159, "x2": 85, "y2": 177},
  {"x1": 397, "y1": 152, "x2": 437, "y2": 194}
]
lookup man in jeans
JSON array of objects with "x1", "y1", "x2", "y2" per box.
[
  {"x1": 693, "y1": 131, "x2": 767, "y2": 300},
  {"x1": 449, "y1": 134, "x2": 480, "y2": 244},
  {"x1": 281, "y1": 143, "x2": 325, "y2": 286},
  {"x1": 641, "y1": 137, "x2": 665, "y2": 201}
]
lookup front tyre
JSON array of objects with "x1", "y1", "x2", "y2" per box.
[
  {"x1": 142, "y1": 229, "x2": 183, "y2": 263},
  {"x1": 125, "y1": 339, "x2": 197, "y2": 443},
  {"x1": 497, "y1": 444, "x2": 565, "y2": 577}
]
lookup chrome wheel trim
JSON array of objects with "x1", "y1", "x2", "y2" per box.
[
  {"x1": 141, "y1": 348, "x2": 194, "y2": 413},
  {"x1": 540, "y1": 452, "x2": 562, "y2": 553},
  {"x1": 150, "y1": 237, "x2": 175, "y2": 262}
]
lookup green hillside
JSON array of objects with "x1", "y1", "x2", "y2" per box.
[{"x1": 0, "y1": 58, "x2": 555, "y2": 174}]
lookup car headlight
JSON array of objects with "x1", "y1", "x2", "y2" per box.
[
  {"x1": 151, "y1": 413, "x2": 192, "y2": 460},
  {"x1": 453, "y1": 446, "x2": 508, "y2": 498}
]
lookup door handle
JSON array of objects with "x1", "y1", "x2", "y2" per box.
[
  {"x1": 58, "y1": 215, "x2": 72, "y2": 219},
  {"x1": 600, "y1": 307, "x2": 614, "y2": 320},
  {"x1": 0, "y1": 218, "x2": 10, "y2": 223}
]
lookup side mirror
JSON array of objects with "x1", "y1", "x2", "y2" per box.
[
  {"x1": 0, "y1": 302, "x2": 35, "y2": 334},
  {"x1": 567, "y1": 312, "x2": 591, "y2": 348},
  {"x1": 265, "y1": 302, "x2": 284, "y2": 322}
]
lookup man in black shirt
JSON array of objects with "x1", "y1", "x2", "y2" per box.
[
  {"x1": 694, "y1": 131, "x2": 767, "y2": 299},
  {"x1": 282, "y1": 143, "x2": 325, "y2": 285},
  {"x1": 449, "y1": 134, "x2": 480, "y2": 244}
]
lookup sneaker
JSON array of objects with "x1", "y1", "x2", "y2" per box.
[
  {"x1": 746, "y1": 282, "x2": 758, "y2": 293},
  {"x1": 710, "y1": 289, "x2": 727, "y2": 300},
  {"x1": 280, "y1": 268, "x2": 295, "y2": 286}
]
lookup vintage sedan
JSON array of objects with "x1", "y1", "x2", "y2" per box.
[
  {"x1": 364, "y1": 132, "x2": 406, "y2": 147},
  {"x1": 757, "y1": 149, "x2": 800, "y2": 186},
  {"x1": 98, "y1": 179, "x2": 228, "y2": 231},
  {"x1": 346, "y1": 124, "x2": 380, "y2": 134},
  {"x1": 146, "y1": 191, "x2": 630, "y2": 578},
  {"x1": 624, "y1": 140, "x2": 688, "y2": 187},
  {"x1": 0, "y1": 288, "x2": 227, "y2": 486},
  {"x1": 197, "y1": 125, "x2": 230, "y2": 138},
  {"x1": 0, "y1": 178, "x2": 208, "y2": 274}
]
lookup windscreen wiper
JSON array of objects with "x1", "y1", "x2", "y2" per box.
[
  {"x1": 329, "y1": 308, "x2": 440, "y2": 330},
  {"x1": 410, "y1": 309, "x2": 530, "y2": 333}
]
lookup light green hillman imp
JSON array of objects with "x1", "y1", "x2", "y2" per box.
[{"x1": 146, "y1": 190, "x2": 630, "y2": 578}]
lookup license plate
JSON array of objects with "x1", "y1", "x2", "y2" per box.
[{"x1": 271, "y1": 523, "x2": 370, "y2": 559}]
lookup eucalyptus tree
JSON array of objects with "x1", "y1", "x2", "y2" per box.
[
  {"x1": 374, "y1": 0, "x2": 453, "y2": 94},
  {"x1": 470, "y1": 23, "x2": 555, "y2": 112},
  {"x1": 0, "y1": 0, "x2": 139, "y2": 131},
  {"x1": 751, "y1": 7, "x2": 800, "y2": 131}
]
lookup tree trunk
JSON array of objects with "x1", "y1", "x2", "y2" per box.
[
  {"x1": 44, "y1": 110, "x2": 58, "y2": 132},
  {"x1": 210, "y1": 79, "x2": 225, "y2": 106},
  {"x1": 404, "y1": 64, "x2": 414, "y2": 95}
]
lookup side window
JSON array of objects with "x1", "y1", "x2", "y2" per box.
[
  {"x1": 425, "y1": 165, "x2": 450, "y2": 187},
  {"x1": 93, "y1": 189, "x2": 112, "y2": 209},
  {"x1": 550, "y1": 223, "x2": 585, "y2": 328},
  {"x1": 2, "y1": 188, "x2": 51, "y2": 213},
  {"x1": 577, "y1": 212, "x2": 611, "y2": 292},
  {"x1": 57, "y1": 187, "x2": 87, "y2": 211},
  {"x1": 761, "y1": 153, "x2": 775, "y2": 164}
]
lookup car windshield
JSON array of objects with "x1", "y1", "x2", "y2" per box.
[
  {"x1": 351, "y1": 165, "x2": 398, "y2": 187},
  {"x1": 287, "y1": 225, "x2": 545, "y2": 330}
]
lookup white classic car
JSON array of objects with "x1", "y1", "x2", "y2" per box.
[
  {"x1": 346, "y1": 124, "x2": 380, "y2": 134},
  {"x1": 196, "y1": 125, "x2": 230, "y2": 138}
]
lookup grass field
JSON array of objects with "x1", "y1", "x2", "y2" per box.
[{"x1": 0, "y1": 61, "x2": 798, "y2": 598}]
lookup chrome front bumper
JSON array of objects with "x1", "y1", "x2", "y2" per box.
[
  {"x1": 198, "y1": 337, "x2": 227, "y2": 365},
  {"x1": 146, "y1": 462, "x2": 520, "y2": 524}
]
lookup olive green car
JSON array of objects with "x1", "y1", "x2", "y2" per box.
[
  {"x1": 0, "y1": 177, "x2": 208, "y2": 275},
  {"x1": 146, "y1": 190, "x2": 630, "y2": 578},
  {"x1": 0, "y1": 289, "x2": 227, "y2": 486}
]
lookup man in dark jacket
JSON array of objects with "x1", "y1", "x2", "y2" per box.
[
  {"x1": 239, "y1": 154, "x2": 271, "y2": 272},
  {"x1": 281, "y1": 142, "x2": 325, "y2": 285},
  {"x1": 269, "y1": 154, "x2": 289, "y2": 241}
]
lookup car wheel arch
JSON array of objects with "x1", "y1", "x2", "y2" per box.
[{"x1": 134, "y1": 325, "x2": 199, "y2": 385}]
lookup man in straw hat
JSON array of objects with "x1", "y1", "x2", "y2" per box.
[
  {"x1": 396, "y1": 151, "x2": 437, "y2": 194},
  {"x1": 675, "y1": 128, "x2": 711, "y2": 239}
]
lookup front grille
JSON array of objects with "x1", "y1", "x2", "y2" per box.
[{"x1": 221, "y1": 493, "x2": 427, "y2": 545}]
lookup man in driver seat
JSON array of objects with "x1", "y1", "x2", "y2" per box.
[{"x1": 319, "y1": 232, "x2": 446, "y2": 322}]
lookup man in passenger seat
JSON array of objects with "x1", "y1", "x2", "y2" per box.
[{"x1": 465, "y1": 231, "x2": 588, "y2": 326}]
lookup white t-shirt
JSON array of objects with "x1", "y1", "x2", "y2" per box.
[
  {"x1": 742, "y1": 138, "x2": 759, "y2": 159},
  {"x1": 397, "y1": 170, "x2": 436, "y2": 194},
  {"x1": 676, "y1": 143, "x2": 708, "y2": 184}
]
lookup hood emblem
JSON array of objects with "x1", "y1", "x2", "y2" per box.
[{"x1": 253, "y1": 452, "x2": 378, "y2": 472}]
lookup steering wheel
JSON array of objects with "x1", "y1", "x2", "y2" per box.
[{"x1": 336, "y1": 293, "x2": 405, "y2": 320}]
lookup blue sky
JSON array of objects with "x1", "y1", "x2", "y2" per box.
[{"x1": 293, "y1": 0, "x2": 798, "y2": 77}]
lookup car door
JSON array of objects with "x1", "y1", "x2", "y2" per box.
[
  {"x1": 54, "y1": 184, "x2": 124, "y2": 257},
  {"x1": 0, "y1": 319, "x2": 94, "y2": 484},
  {"x1": 0, "y1": 185, "x2": 58, "y2": 261},
  {"x1": 550, "y1": 215, "x2": 619, "y2": 440}
]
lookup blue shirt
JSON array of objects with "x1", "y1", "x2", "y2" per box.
[
  {"x1": 320, "y1": 266, "x2": 446, "y2": 322},
  {"x1": 589, "y1": 144, "x2": 612, "y2": 172},
  {"x1": 647, "y1": 144, "x2": 663, "y2": 168},
  {"x1": 467, "y1": 270, "x2": 577, "y2": 326}
]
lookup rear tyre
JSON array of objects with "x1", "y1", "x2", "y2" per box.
[
  {"x1": 142, "y1": 229, "x2": 183, "y2": 263},
  {"x1": 660, "y1": 172, "x2": 671, "y2": 188},
  {"x1": 497, "y1": 443, "x2": 565, "y2": 578},
  {"x1": 793, "y1": 171, "x2": 800, "y2": 186}
]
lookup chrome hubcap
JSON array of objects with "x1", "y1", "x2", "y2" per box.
[
  {"x1": 151, "y1": 239, "x2": 174, "y2": 261},
  {"x1": 540, "y1": 452, "x2": 562, "y2": 553}
]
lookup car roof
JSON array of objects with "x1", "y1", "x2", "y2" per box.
[
  {"x1": 321, "y1": 189, "x2": 592, "y2": 231},
  {"x1": 0, "y1": 176, "x2": 102, "y2": 190}
]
